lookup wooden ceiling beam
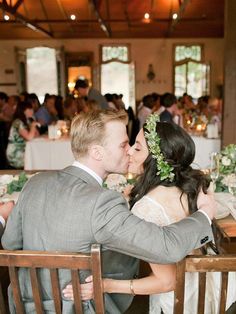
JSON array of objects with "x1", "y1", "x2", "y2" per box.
[
  {"x1": 167, "y1": 0, "x2": 191, "y2": 36},
  {"x1": 89, "y1": 0, "x2": 111, "y2": 37},
  {"x1": 0, "y1": 1, "x2": 53, "y2": 37},
  {"x1": 12, "y1": 0, "x2": 24, "y2": 13}
]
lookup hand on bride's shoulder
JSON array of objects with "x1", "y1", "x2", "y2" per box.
[
  {"x1": 197, "y1": 189, "x2": 216, "y2": 220},
  {"x1": 122, "y1": 184, "x2": 133, "y2": 200}
]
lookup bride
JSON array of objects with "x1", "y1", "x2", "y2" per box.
[{"x1": 63, "y1": 113, "x2": 236, "y2": 313}]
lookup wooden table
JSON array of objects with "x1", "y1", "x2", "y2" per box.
[{"x1": 216, "y1": 215, "x2": 236, "y2": 238}]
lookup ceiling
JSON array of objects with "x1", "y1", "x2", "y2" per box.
[{"x1": 0, "y1": 0, "x2": 224, "y2": 40}]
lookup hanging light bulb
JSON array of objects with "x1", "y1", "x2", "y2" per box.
[
  {"x1": 143, "y1": 12, "x2": 151, "y2": 23},
  {"x1": 4, "y1": 14, "x2": 10, "y2": 21},
  {"x1": 70, "y1": 14, "x2": 76, "y2": 21},
  {"x1": 172, "y1": 13, "x2": 178, "y2": 20}
]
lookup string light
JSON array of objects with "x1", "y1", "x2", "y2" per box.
[
  {"x1": 172, "y1": 13, "x2": 178, "y2": 20},
  {"x1": 4, "y1": 14, "x2": 10, "y2": 21},
  {"x1": 70, "y1": 14, "x2": 76, "y2": 20}
]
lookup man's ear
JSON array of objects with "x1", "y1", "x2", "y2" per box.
[{"x1": 89, "y1": 144, "x2": 103, "y2": 161}]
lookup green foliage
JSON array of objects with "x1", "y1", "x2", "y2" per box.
[
  {"x1": 215, "y1": 144, "x2": 236, "y2": 192},
  {"x1": 7, "y1": 172, "x2": 29, "y2": 194},
  {"x1": 144, "y1": 113, "x2": 175, "y2": 182}
]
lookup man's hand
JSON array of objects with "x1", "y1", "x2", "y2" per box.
[
  {"x1": 0, "y1": 201, "x2": 14, "y2": 222},
  {"x1": 63, "y1": 275, "x2": 94, "y2": 301},
  {"x1": 197, "y1": 189, "x2": 216, "y2": 220}
]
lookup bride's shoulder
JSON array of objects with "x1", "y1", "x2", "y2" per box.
[{"x1": 131, "y1": 195, "x2": 169, "y2": 225}]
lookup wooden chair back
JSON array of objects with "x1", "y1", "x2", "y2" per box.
[
  {"x1": 174, "y1": 254, "x2": 236, "y2": 314},
  {"x1": 0, "y1": 244, "x2": 104, "y2": 314}
]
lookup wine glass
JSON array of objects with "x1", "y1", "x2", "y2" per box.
[{"x1": 210, "y1": 152, "x2": 220, "y2": 190}]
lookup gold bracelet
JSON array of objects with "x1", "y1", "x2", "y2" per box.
[{"x1": 130, "y1": 279, "x2": 135, "y2": 295}]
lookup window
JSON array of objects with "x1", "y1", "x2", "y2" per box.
[
  {"x1": 27, "y1": 47, "x2": 58, "y2": 103},
  {"x1": 100, "y1": 45, "x2": 135, "y2": 110},
  {"x1": 174, "y1": 45, "x2": 210, "y2": 99}
]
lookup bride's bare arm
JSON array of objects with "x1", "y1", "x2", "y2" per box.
[
  {"x1": 104, "y1": 263, "x2": 176, "y2": 295},
  {"x1": 63, "y1": 263, "x2": 176, "y2": 300}
]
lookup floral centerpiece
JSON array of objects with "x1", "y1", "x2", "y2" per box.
[
  {"x1": 215, "y1": 144, "x2": 236, "y2": 193},
  {"x1": 0, "y1": 172, "x2": 33, "y2": 198}
]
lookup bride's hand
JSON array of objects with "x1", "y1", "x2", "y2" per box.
[{"x1": 63, "y1": 275, "x2": 94, "y2": 300}]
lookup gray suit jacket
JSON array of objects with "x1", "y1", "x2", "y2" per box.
[
  {"x1": 0, "y1": 221, "x2": 3, "y2": 238},
  {"x1": 2, "y1": 166, "x2": 213, "y2": 313}
]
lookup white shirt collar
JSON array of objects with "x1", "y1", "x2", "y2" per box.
[
  {"x1": 72, "y1": 161, "x2": 103, "y2": 186},
  {"x1": 0, "y1": 215, "x2": 5, "y2": 228}
]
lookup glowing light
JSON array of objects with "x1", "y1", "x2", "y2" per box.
[
  {"x1": 4, "y1": 14, "x2": 10, "y2": 21},
  {"x1": 70, "y1": 14, "x2": 76, "y2": 20},
  {"x1": 144, "y1": 13, "x2": 150, "y2": 20},
  {"x1": 172, "y1": 13, "x2": 178, "y2": 20}
]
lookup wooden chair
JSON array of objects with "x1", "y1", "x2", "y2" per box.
[
  {"x1": 0, "y1": 244, "x2": 104, "y2": 314},
  {"x1": 174, "y1": 254, "x2": 236, "y2": 314}
]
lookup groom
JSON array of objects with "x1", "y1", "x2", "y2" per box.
[{"x1": 2, "y1": 110, "x2": 215, "y2": 313}]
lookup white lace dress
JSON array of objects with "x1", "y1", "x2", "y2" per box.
[{"x1": 131, "y1": 189, "x2": 236, "y2": 314}]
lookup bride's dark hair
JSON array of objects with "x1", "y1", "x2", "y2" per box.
[{"x1": 129, "y1": 122, "x2": 210, "y2": 213}]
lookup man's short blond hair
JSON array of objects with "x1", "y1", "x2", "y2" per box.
[{"x1": 71, "y1": 109, "x2": 128, "y2": 159}]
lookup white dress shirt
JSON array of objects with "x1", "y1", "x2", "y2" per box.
[
  {"x1": 0, "y1": 215, "x2": 5, "y2": 228},
  {"x1": 72, "y1": 161, "x2": 103, "y2": 186}
]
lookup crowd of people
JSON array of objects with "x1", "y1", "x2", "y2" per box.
[{"x1": 0, "y1": 80, "x2": 222, "y2": 171}]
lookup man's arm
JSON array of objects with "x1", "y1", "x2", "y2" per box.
[
  {"x1": 0, "y1": 221, "x2": 4, "y2": 238},
  {"x1": 0, "y1": 201, "x2": 14, "y2": 238},
  {"x1": 91, "y1": 190, "x2": 214, "y2": 264},
  {"x1": 1, "y1": 201, "x2": 23, "y2": 249}
]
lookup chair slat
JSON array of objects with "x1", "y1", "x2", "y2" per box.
[
  {"x1": 29, "y1": 268, "x2": 44, "y2": 314},
  {"x1": 9, "y1": 267, "x2": 25, "y2": 314},
  {"x1": 0, "y1": 283, "x2": 7, "y2": 314},
  {"x1": 91, "y1": 244, "x2": 105, "y2": 314},
  {"x1": 174, "y1": 255, "x2": 236, "y2": 314},
  {"x1": 174, "y1": 259, "x2": 186, "y2": 314},
  {"x1": 0, "y1": 245, "x2": 104, "y2": 313},
  {"x1": 219, "y1": 272, "x2": 228, "y2": 314},
  {"x1": 198, "y1": 273, "x2": 206, "y2": 314},
  {"x1": 71, "y1": 269, "x2": 83, "y2": 314},
  {"x1": 50, "y1": 269, "x2": 62, "y2": 314}
]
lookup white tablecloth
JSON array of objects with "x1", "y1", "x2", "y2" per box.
[
  {"x1": 24, "y1": 137, "x2": 74, "y2": 170},
  {"x1": 191, "y1": 136, "x2": 221, "y2": 169}
]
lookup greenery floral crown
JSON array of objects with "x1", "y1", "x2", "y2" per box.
[{"x1": 144, "y1": 113, "x2": 175, "y2": 182}]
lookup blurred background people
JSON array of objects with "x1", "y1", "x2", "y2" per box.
[{"x1": 6, "y1": 102, "x2": 39, "y2": 169}]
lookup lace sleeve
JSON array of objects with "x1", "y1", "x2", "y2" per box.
[{"x1": 131, "y1": 196, "x2": 171, "y2": 226}]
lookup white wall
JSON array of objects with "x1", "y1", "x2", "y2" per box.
[{"x1": 0, "y1": 38, "x2": 224, "y2": 100}]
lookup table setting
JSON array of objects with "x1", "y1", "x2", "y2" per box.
[{"x1": 24, "y1": 120, "x2": 74, "y2": 171}]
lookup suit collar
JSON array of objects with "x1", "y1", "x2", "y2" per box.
[{"x1": 62, "y1": 166, "x2": 102, "y2": 187}]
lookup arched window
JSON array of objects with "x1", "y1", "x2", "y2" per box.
[
  {"x1": 174, "y1": 44, "x2": 210, "y2": 99},
  {"x1": 100, "y1": 45, "x2": 135, "y2": 110}
]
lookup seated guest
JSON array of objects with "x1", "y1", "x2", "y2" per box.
[
  {"x1": 160, "y1": 93, "x2": 179, "y2": 123},
  {"x1": 74, "y1": 79, "x2": 108, "y2": 109},
  {"x1": 35, "y1": 94, "x2": 58, "y2": 126},
  {"x1": 6, "y1": 102, "x2": 39, "y2": 169},
  {"x1": 138, "y1": 94, "x2": 155, "y2": 129},
  {"x1": 0, "y1": 201, "x2": 14, "y2": 238},
  {"x1": 63, "y1": 96, "x2": 77, "y2": 121},
  {"x1": 26, "y1": 93, "x2": 40, "y2": 114}
]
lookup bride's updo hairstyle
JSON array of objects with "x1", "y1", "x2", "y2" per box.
[{"x1": 129, "y1": 121, "x2": 210, "y2": 213}]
